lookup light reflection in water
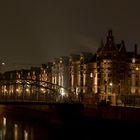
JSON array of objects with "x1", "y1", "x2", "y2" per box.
[
  {"x1": 24, "y1": 130, "x2": 28, "y2": 140},
  {"x1": 0, "y1": 106, "x2": 64, "y2": 140},
  {"x1": 14, "y1": 124, "x2": 18, "y2": 140},
  {"x1": 0, "y1": 113, "x2": 49, "y2": 140},
  {"x1": 3, "y1": 117, "x2": 6, "y2": 127},
  {"x1": 2, "y1": 117, "x2": 6, "y2": 139}
]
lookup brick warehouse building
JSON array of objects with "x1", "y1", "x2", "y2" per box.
[
  {"x1": 67, "y1": 30, "x2": 140, "y2": 105},
  {"x1": 96, "y1": 30, "x2": 140, "y2": 105}
]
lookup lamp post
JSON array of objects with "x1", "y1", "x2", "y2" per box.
[
  {"x1": 109, "y1": 82, "x2": 113, "y2": 92},
  {"x1": 105, "y1": 80, "x2": 113, "y2": 103},
  {"x1": 109, "y1": 82, "x2": 113, "y2": 104},
  {"x1": 104, "y1": 80, "x2": 108, "y2": 102}
]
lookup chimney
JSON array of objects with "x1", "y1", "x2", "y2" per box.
[{"x1": 134, "y1": 44, "x2": 137, "y2": 57}]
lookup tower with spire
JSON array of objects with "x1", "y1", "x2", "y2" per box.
[{"x1": 96, "y1": 30, "x2": 128, "y2": 103}]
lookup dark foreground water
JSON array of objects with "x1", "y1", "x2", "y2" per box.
[{"x1": 0, "y1": 105, "x2": 140, "y2": 140}]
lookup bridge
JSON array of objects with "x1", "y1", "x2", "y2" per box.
[{"x1": 0, "y1": 78, "x2": 79, "y2": 104}]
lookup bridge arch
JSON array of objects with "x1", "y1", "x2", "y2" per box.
[{"x1": 0, "y1": 78, "x2": 76, "y2": 103}]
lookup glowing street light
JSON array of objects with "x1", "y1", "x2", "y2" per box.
[
  {"x1": 26, "y1": 88, "x2": 30, "y2": 93},
  {"x1": 0, "y1": 62, "x2": 6, "y2": 73},
  {"x1": 1, "y1": 62, "x2": 5, "y2": 66},
  {"x1": 109, "y1": 82, "x2": 113, "y2": 86},
  {"x1": 60, "y1": 88, "x2": 65, "y2": 96},
  {"x1": 109, "y1": 82, "x2": 113, "y2": 93},
  {"x1": 40, "y1": 88, "x2": 46, "y2": 93},
  {"x1": 136, "y1": 67, "x2": 139, "y2": 71}
]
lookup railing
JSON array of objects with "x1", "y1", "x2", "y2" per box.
[
  {"x1": 0, "y1": 91, "x2": 81, "y2": 104},
  {"x1": 117, "y1": 94, "x2": 140, "y2": 108},
  {"x1": 0, "y1": 79, "x2": 79, "y2": 104},
  {"x1": 94, "y1": 94, "x2": 140, "y2": 108}
]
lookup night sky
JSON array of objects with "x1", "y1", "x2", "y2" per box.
[{"x1": 0, "y1": 0, "x2": 140, "y2": 70}]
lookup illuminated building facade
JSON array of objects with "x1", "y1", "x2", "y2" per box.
[
  {"x1": 127, "y1": 45, "x2": 140, "y2": 94},
  {"x1": 52, "y1": 56, "x2": 70, "y2": 89},
  {"x1": 69, "y1": 52, "x2": 98, "y2": 102},
  {"x1": 96, "y1": 30, "x2": 140, "y2": 104},
  {"x1": 68, "y1": 30, "x2": 140, "y2": 104},
  {"x1": 0, "y1": 68, "x2": 41, "y2": 99},
  {"x1": 0, "y1": 30, "x2": 140, "y2": 105},
  {"x1": 96, "y1": 30, "x2": 127, "y2": 103},
  {"x1": 39, "y1": 63, "x2": 52, "y2": 83},
  {"x1": 69, "y1": 54, "x2": 80, "y2": 94}
]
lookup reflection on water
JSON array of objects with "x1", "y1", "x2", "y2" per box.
[
  {"x1": 0, "y1": 116, "x2": 35, "y2": 140},
  {"x1": 0, "y1": 105, "x2": 139, "y2": 140},
  {"x1": 0, "y1": 106, "x2": 53, "y2": 140},
  {"x1": 14, "y1": 124, "x2": 18, "y2": 140}
]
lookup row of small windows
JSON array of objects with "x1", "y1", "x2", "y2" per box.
[
  {"x1": 128, "y1": 80, "x2": 139, "y2": 86},
  {"x1": 128, "y1": 74, "x2": 140, "y2": 78}
]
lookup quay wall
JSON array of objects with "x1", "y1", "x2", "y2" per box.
[
  {"x1": 2, "y1": 103, "x2": 140, "y2": 123},
  {"x1": 84, "y1": 105, "x2": 140, "y2": 122}
]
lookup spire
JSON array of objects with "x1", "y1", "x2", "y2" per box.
[
  {"x1": 118, "y1": 40, "x2": 126, "y2": 53},
  {"x1": 98, "y1": 30, "x2": 118, "y2": 60},
  {"x1": 106, "y1": 29, "x2": 114, "y2": 43},
  {"x1": 108, "y1": 29, "x2": 113, "y2": 36}
]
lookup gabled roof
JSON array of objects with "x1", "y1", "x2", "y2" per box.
[
  {"x1": 117, "y1": 41, "x2": 127, "y2": 53},
  {"x1": 98, "y1": 30, "x2": 119, "y2": 60},
  {"x1": 126, "y1": 52, "x2": 140, "y2": 63}
]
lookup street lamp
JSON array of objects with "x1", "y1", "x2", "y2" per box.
[
  {"x1": 60, "y1": 88, "x2": 65, "y2": 96},
  {"x1": 2, "y1": 62, "x2": 5, "y2": 66},
  {"x1": 0, "y1": 62, "x2": 5, "y2": 73},
  {"x1": 109, "y1": 82, "x2": 113, "y2": 87},
  {"x1": 109, "y1": 82, "x2": 113, "y2": 94}
]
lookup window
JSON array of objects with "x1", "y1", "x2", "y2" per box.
[{"x1": 136, "y1": 81, "x2": 139, "y2": 86}]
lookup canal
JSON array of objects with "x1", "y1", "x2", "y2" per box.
[{"x1": 0, "y1": 105, "x2": 139, "y2": 140}]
